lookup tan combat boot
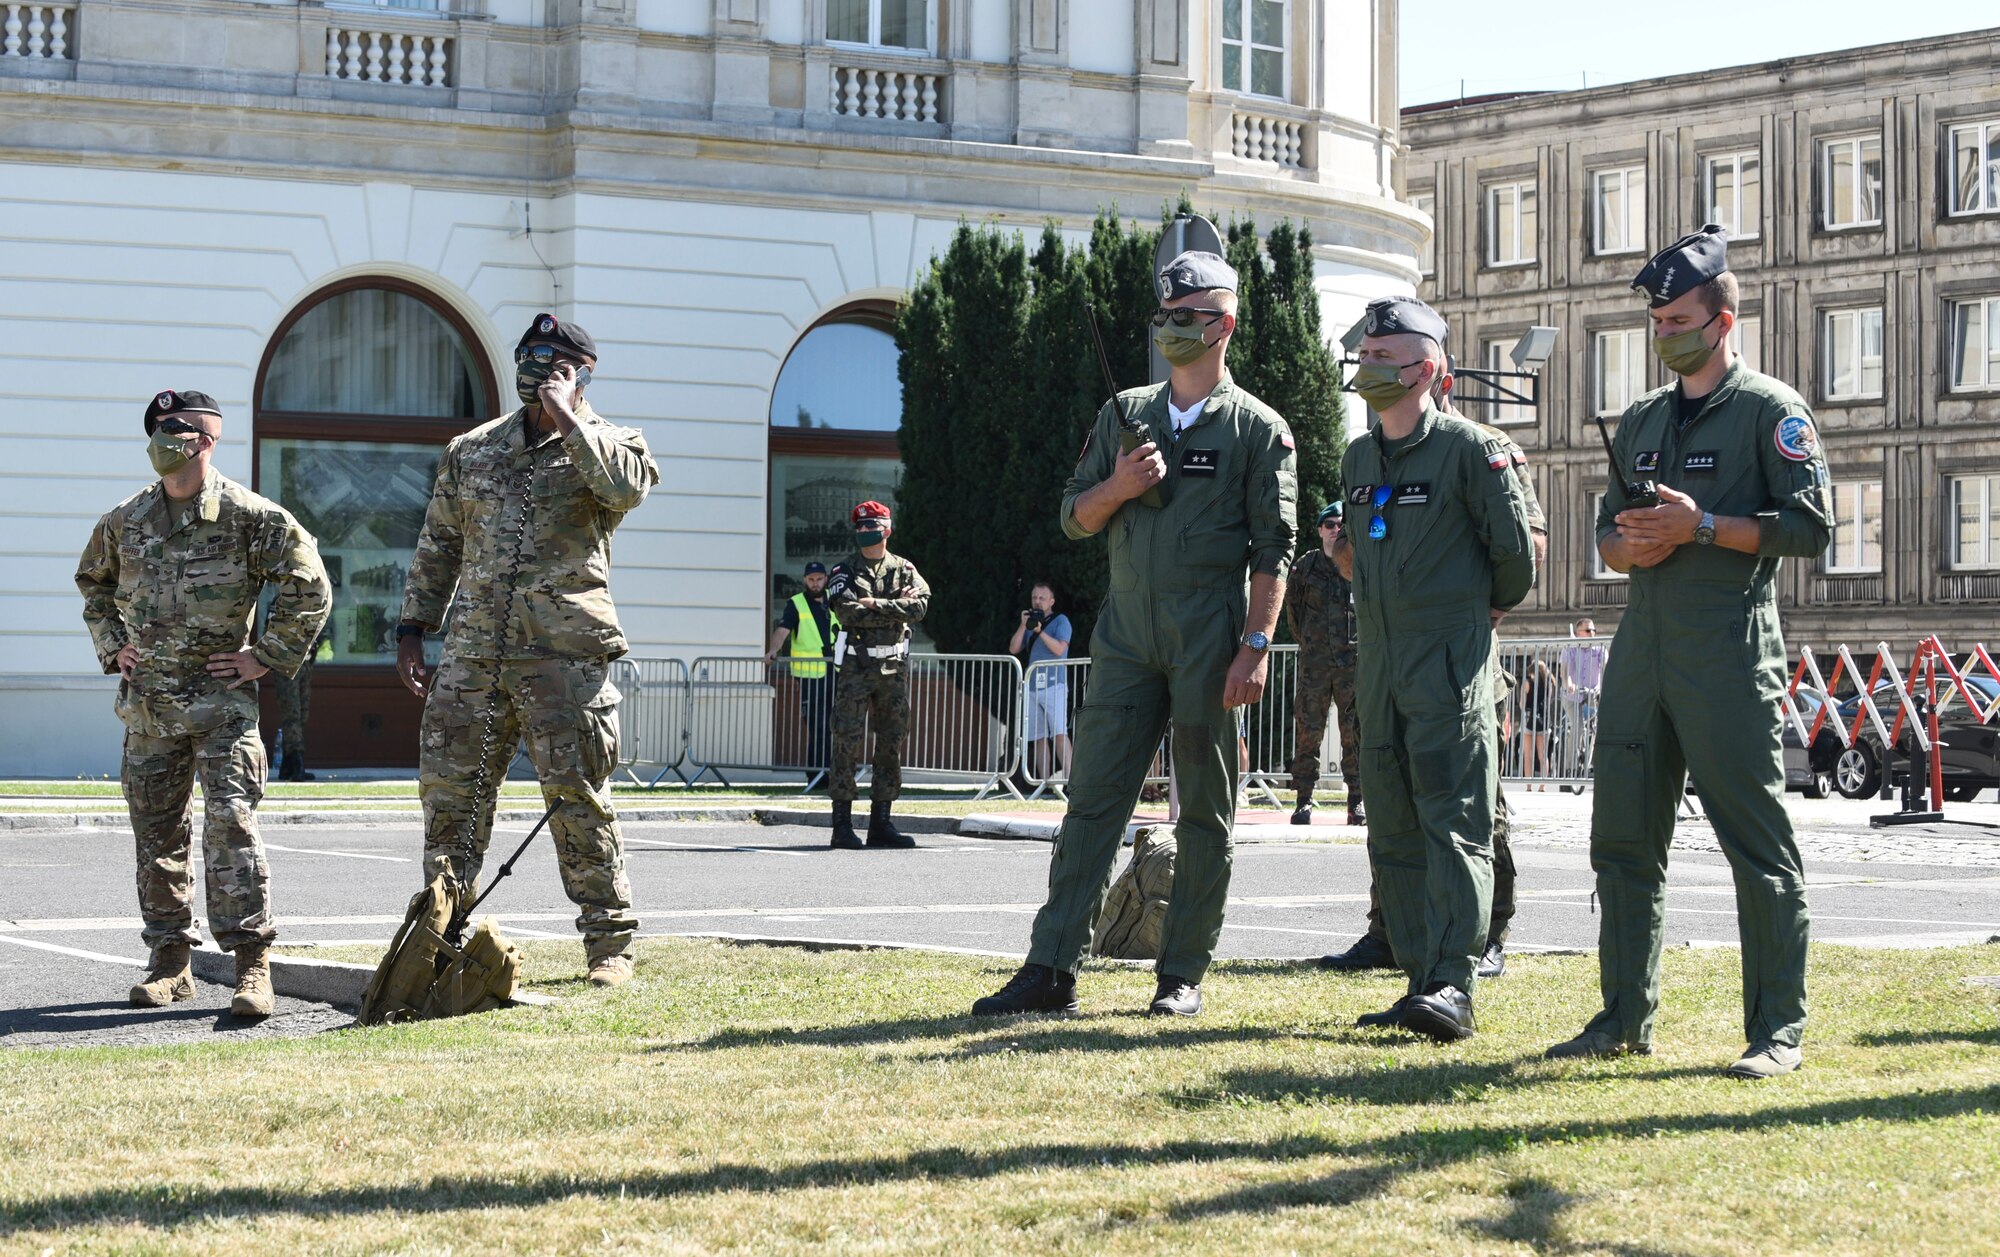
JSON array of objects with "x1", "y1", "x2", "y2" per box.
[
  {"x1": 231, "y1": 944, "x2": 274, "y2": 1017},
  {"x1": 587, "y1": 954, "x2": 634, "y2": 988},
  {"x1": 129, "y1": 942, "x2": 194, "y2": 1007}
]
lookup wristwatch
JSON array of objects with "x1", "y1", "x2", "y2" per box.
[
  {"x1": 1242, "y1": 631, "x2": 1270, "y2": 651},
  {"x1": 1694, "y1": 511, "x2": 1716, "y2": 546}
]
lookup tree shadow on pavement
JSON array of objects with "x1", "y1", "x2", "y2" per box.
[{"x1": 7, "y1": 1083, "x2": 1996, "y2": 1238}]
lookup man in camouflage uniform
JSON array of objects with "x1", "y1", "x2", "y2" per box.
[
  {"x1": 268, "y1": 621, "x2": 326, "y2": 781},
  {"x1": 396, "y1": 313, "x2": 659, "y2": 987},
  {"x1": 824, "y1": 500, "x2": 930, "y2": 850},
  {"x1": 1287, "y1": 501, "x2": 1362, "y2": 827},
  {"x1": 77, "y1": 389, "x2": 331, "y2": 1016},
  {"x1": 1321, "y1": 360, "x2": 1548, "y2": 980}
]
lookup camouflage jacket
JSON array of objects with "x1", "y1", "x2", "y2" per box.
[
  {"x1": 76, "y1": 469, "x2": 331, "y2": 737},
  {"x1": 826, "y1": 550, "x2": 929, "y2": 671},
  {"x1": 1285, "y1": 549, "x2": 1357, "y2": 671},
  {"x1": 400, "y1": 402, "x2": 659, "y2": 660}
]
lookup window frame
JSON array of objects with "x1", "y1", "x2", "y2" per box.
[
  {"x1": 1410, "y1": 190, "x2": 1436, "y2": 276},
  {"x1": 1823, "y1": 480, "x2": 1884, "y2": 574},
  {"x1": 1731, "y1": 313, "x2": 1762, "y2": 375},
  {"x1": 1479, "y1": 338, "x2": 1533, "y2": 427},
  {"x1": 1591, "y1": 165, "x2": 1647, "y2": 256},
  {"x1": 1821, "y1": 306, "x2": 1885, "y2": 402},
  {"x1": 1947, "y1": 473, "x2": 2000, "y2": 571},
  {"x1": 1593, "y1": 326, "x2": 1647, "y2": 417},
  {"x1": 1946, "y1": 119, "x2": 2000, "y2": 218},
  {"x1": 1587, "y1": 491, "x2": 1628, "y2": 581},
  {"x1": 1219, "y1": 0, "x2": 1291, "y2": 102},
  {"x1": 824, "y1": 0, "x2": 936, "y2": 55},
  {"x1": 1948, "y1": 295, "x2": 2000, "y2": 393},
  {"x1": 1486, "y1": 179, "x2": 1537, "y2": 268},
  {"x1": 1703, "y1": 149, "x2": 1762, "y2": 240},
  {"x1": 1821, "y1": 133, "x2": 1884, "y2": 231}
]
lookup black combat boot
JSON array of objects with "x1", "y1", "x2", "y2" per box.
[
  {"x1": 1290, "y1": 796, "x2": 1314, "y2": 825},
  {"x1": 972, "y1": 963, "x2": 1078, "y2": 1016},
  {"x1": 280, "y1": 751, "x2": 315, "y2": 783},
  {"x1": 829, "y1": 799, "x2": 864, "y2": 849},
  {"x1": 1148, "y1": 973, "x2": 1202, "y2": 1017},
  {"x1": 1402, "y1": 983, "x2": 1476, "y2": 1042},
  {"x1": 1319, "y1": 932, "x2": 1397, "y2": 971},
  {"x1": 866, "y1": 798, "x2": 915, "y2": 849}
]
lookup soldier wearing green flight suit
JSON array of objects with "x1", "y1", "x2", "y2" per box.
[
  {"x1": 1322, "y1": 358, "x2": 1547, "y2": 981},
  {"x1": 77, "y1": 388, "x2": 332, "y2": 1018},
  {"x1": 1546, "y1": 226, "x2": 1832, "y2": 1080},
  {"x1": 1342, "y1": 296, "x2": 1536, "y2": 1043},
  {"x1": 973, "y1": 249, "x2": 1298, "y2": 1019}
]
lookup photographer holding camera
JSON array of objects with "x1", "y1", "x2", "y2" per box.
[{"x1": 1009, "y1": 582, "x2": 1073, "y2": 781}]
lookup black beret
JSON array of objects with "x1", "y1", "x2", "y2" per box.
[
  {"x1": 1317, "y1": 501, "x2": 1344, "y2": 524},
  {"x1": 1156, "y1": 250, "x2": 1238, "y2": 301},
  {"x1": 1632, "y1": 225, "x2": 1728, "y2": 307},
  {"x1": 143, "y1": 389, "x2": 222, "y2": 433},
  {"x1": 1359, "y1": 295, "x2": 1448, "y2": 345},
  {"x1": 517, "y1": 312, "x2": 597, "y2": 361}
]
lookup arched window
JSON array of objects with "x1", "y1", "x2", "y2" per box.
[
  {"x1": 767, "y1": 303, "x2": 904, "y2": 611},
  {"x1": 255, "y1": 279, "x2": 497, "y2": 765}
]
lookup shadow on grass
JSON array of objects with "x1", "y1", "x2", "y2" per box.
[
  {"x1": 1852, "y1": 1026, "x2": 2000, "y2": 1048},
  {"x1": 6, "y1": 1084, "x2": 1995, "y2": 1238},
  {"x1": 666, "y1": 1012, "x2": 1311, "y2": 1057},
  {"x1": 1167, "y1": 1057, "x2": 1725, "y2": 1110},
  {"x1": 1467, "y1": 1174, "x2": 1693, "y2": 1257}
]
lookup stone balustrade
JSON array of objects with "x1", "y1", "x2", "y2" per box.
[
  {"x1": 2, "y1": 3, "x2": 73, "y2": 60},
  {"x1": 326, "y1": 26, "x2": 452, "y2": 87},
  {"x1": 831, "y1": 63, "x2": 940, "y2": 123},
  {"x1": 1230, "y1": 109, "x2": 1306, "y2": 170}
]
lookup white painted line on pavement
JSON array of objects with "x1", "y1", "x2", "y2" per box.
[
  {"x1": 264, "y1": 843, "x2": 410, "y2": 863},
  {"x1": 0, "y1": 934, "x2": 144, "y2": 966},
  {"x1": 622, "y1": 837, "x2": 810, "y2": 856},
  {"x1": 1221, "y1": 922, "x2": 1349, "y2": 939}
]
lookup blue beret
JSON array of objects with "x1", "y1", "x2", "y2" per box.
[
  {"x1": 1632, "y1": 225, "x2": 1728, "y2": 307},
  {"x1": 1317, "y1": 501, "x2": 1343, "y2": 524},
  {"x1": 144, "y1": 389, "x2": 221, "y2": 433},
  {"x1": 1156, "y1": 251, "x2": 1238, "y2": 301},
  {"x1": 1359, "y1": 296, "x2": 1448, "y2": 345},
  {"x1": 803, "y1": 561, "x2": 827, "y2": 575},
  {"x1": 518, "y1": 312, "x2": 598, "y2": 360}
]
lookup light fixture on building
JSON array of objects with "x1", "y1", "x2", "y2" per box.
[{"x1": 1336, "y1": 320, "x2": 1559, "y2": 419}]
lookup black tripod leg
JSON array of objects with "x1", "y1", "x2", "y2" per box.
[{"x1": 451, "y1": 798, "x2": 563, "y2": 939}]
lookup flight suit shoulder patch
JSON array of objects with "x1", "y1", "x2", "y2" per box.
[{"x1": 1774, "y1": 415, "x2": 1818, "y2": 462}]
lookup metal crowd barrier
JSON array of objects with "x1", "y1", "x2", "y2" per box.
[
  {"x1": 1495, "y1": 636, "x2": 1608, "y2": 790},
  {"x1": 616, "y1": 656, "x2": 691, "y2": 786}
]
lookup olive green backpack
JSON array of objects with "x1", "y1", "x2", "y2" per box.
[
  {"x1": 1091, "y1": 824, "x2": 1177, "y2": 960},
  {"x1": 359, "y1": 873, "x2": 522, "y2": 1024}
]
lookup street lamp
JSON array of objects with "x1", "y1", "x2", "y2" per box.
[{"x1": 1337, "y1": 321, "x2": 1560, "y2": 418}]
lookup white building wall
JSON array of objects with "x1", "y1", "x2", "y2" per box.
[{"x1": 1070, "y1": 0, "x2": 1138, "y2": 76}]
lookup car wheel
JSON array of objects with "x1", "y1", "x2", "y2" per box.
[
  {"x1": 1803, "y1": 766, "x2": 1834, "y2": 800},
  {"x1": 1835, "y1": 745, "x2": 1880, "y2": 799},
  {"x1": 1945, "y1": 784, "x2": 1983, "y2": 803}
]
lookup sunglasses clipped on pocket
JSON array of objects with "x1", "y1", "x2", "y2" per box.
[{"x1": 1366, "y1": 483, "x2": 1394, "y2": 540}]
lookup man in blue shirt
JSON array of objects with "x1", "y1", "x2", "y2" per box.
[{"x1": 1010, "y1": 581, "x2": 1073, "y2": 781}]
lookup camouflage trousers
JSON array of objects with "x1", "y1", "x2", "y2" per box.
[
  {"x1": 829, "y1": 663, "x2": 907, "y2": 803},
  {"x1": 1291, "y1": 657, "x2": 1361, "y2": 800},
  {"x1": 417, "y1": 654, "x2": 637, "y2": 960},
  {"x1": 122, "y1": 717, "x2": 276, "y2": 952},
  {"x1": 273, "y1": 658, "x2": 312, "y2": 760}
]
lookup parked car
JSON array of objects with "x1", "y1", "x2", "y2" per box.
[
  {"x1": 1780, "y1": 686, "x2": 1841, "y2": 799},
  {"x1": 1831, "y1": 675, "x2": 2000, "y2": 802}
]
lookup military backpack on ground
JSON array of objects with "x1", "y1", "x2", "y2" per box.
[
  {"x1": 1091, "y1": 825, "x2": 1176, "y2": 960},
  {"x1": 359, "y1": 874, "x2": 522, "y2": 1024}
]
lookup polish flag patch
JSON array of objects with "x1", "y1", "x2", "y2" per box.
[{"x1": 1486, "y1": 443, "x2": 1510, "y2": 471}]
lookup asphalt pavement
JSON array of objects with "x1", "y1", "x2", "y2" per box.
[{"x1": 5, "y1": 790, "x2": 2000, "y2": 1050}]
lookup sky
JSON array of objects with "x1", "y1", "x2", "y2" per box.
[{"x1": 1399, "y1": 2, "x2": 1991, "y2": 108}]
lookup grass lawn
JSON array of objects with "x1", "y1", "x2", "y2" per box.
[{"x1": 6, "y1": 941, "x2": 1996, "y2": 1254}]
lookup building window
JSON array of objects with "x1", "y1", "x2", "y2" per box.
[
  {"x1": 1705, "y1": 150, "x2": 1761, "y2": 239},
  {"x1": 1949, "y1": 474, "x2": 2000, "y2": 570},
  {"x1": 1949, "y1": 297, "x2": 2000, "y2": 391},
  {"x1": 1948, "y1": 120, "x2": 2000, "y2": 216},
  {"x1": 1411, "y1": 191, "x2": 1435, "y2": 276},
  {"x1": 1592, "y1": 166, "x2": 1646, "y2": 255},
  {"x1": 1821, "y1": 135, "x2": 1883, "y2": 230},
  {"x1": 1588, "y1": 492, "x2": 1627, "y2": 581},
  {"x1": 1483, "y1": 340, "x2": 1531, "y2": 425},
  {"x1": 1824, "y1": 481, "x2": 1883, "y2": 573},
  {"x1": 1220, "y1": 0, "x2": 1288, "y2": 100},
  {"x1": 826, "y1": 0, "x2": 931, "y2": 51},
  {"x1": 1822, "y1": 307, "x2": 1884, "y2": 400},
  {"x1": 1594, "y1": 327, "x2": 1646, "y2": 416},
  {"x1": 1732, "y1": 314, "x2": 1761, "y2": 374},
  {"x1": 768, "y1": 305, "x2": 906, "y2": 617},
  {"x1": 1487, "y1": 180, "x2": 1537, "y2": 266}
]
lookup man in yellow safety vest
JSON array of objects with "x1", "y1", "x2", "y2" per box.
[{"x1": 765, "y1": 561, "x2": 841, "y2": 778}]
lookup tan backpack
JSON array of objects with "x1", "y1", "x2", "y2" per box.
[
  {"x1": 1091, "y1": 824, "x2": 1177, "y2": 960},
  {"x1": 360, "y1": 874, "x2": 521, "y2": 1025}
]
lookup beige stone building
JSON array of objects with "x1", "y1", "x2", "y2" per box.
[
  {"x1": 0, "y1": 0, "x2": 1419, "y2": 773},
  {"x1": 1401, "y1": 27, "x2": 2000, "y2": 660}
]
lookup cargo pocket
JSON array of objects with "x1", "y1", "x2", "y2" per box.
[
  {"x1": 1361, "y1": 743, "x2": 1418, "y2": 837},
  {"x1": 1591, "y1": 739, "x2": 1651, "y2": 855}
]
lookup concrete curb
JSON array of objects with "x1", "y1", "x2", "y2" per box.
[
  {"x1": 1, "y1": 805, "x2": 771, "y2": 833},
  {"x1": 191, "y1": 943, "x2": 372, "y2": 1011}
]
